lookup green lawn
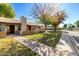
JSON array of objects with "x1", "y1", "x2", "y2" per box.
[
  {"x1": 0, "y1": 37, "x2": 38, "y2": 56},
  {"x1": 24, "y1": 31, "x2": 62, "y2": 48},
  {"x1": 24, "y1": 33, "x2": 44, "y2": 41}
]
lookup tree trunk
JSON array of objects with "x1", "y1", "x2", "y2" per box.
[
  {"x1": 53, "y1": 26, "x2": 57, "y2": 32},
  {"x1": 42, "y1": 25, "x2": 47, "y2": 40},
  {"x1": 44, "y1": 26, "x2": 46, "y2": 32},
  {"x1": 54, "y1": 26, "x2": 57, "y2": 32}
]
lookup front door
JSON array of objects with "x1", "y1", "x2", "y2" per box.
[
  {"x1": 28, "y1": 25, "x2": 31, "y2": 30},
  {"x1": 9, "y1": 25, "x2": 15, "y2": 34}
]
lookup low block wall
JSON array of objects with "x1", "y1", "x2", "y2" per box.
[
  {"x1": 20, "y1": 30, "x2": 36, "y2": 35},
  {"x1": 0, "y1": 31, "x2": 7, "y2": 38},
  {"x1": 20, "y1": 29, "x2": 44, "y2": 35}
]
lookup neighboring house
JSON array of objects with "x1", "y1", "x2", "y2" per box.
[{"x1": 0, "y1": 16, "x2": 44, "y2": 38}]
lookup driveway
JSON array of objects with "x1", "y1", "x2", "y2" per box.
[
  {"x1": 68, "y1": 31, "x2": 79, "y2": 55},
  {"x1": 55, "y1": 31, "x2": 79, "y2": 56}
]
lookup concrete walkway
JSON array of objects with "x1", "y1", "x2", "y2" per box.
[
  {"x1": 10, "y1": 31, "x2": 79, "y2": 56},
  {"x1": 13, "y1": 36, "x2": 54, "y2": 56},
  {"x1": 55, "y1": 31, "x2": 78, "y2": 56}
]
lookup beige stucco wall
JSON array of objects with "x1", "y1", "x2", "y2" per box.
[
  {"x1": 15, "y1": 25, "x2": 17, "y2": 33},
  {"x1": 15, "y1": 25, "x2": 20, "y2": 34}
]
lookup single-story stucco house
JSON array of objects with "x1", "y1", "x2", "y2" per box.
[{"x1": 0, "y1": 16, "x2": 44, "y2": 38}]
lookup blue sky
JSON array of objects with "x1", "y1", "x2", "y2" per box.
[
  {"x1": 11, "y1": 3, "x2": 79, "y2": 24},
  {"x1": 11, "y1": 3, "x2": 34, "y2": 22}
]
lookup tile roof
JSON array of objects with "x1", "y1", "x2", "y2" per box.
[
  {"x1": 0, "y1": 17, "x2": 20, "y2": 24},
  {"x1": 0, "y1": 17, "x2": 43, "y2": 26}
]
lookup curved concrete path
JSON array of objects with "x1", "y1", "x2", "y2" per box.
[{"x1": 13, "y1": 36, "x2": 54, "y2": 56}]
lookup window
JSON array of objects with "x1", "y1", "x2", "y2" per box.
[{"x1": 0, "y1": 24, "x2": 2, "y2": 31}]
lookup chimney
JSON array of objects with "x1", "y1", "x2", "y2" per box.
[{"x1": 20, "y1": 16, "x2": 27, "y2": 35}]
